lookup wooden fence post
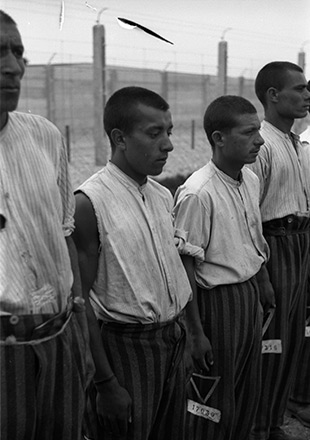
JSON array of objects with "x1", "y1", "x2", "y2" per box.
[
  {"x1": 93, "y1": 24, "x2": 107, "y2": 166},
  {"x1": 46, "y1": 64, "x2": 55, "y2": 123},
  {"x1": 65, "y1": 125, "x2": 71, "y2": 162},
  {"x1": 191, "y1": 120, "x2": 195, "y2": 150}
]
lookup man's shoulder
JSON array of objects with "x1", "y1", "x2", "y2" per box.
[
  {"x1": 243, "y1": 166, "x2": 260, "y2": 185},
  {"x1": 78, "y1": 168, "x2": 108, "y2": 192},
  {"x1": 148, "y1": 178, "x2": 172, "y2": 197},
  {"x1": 260, "y1": 121, "x2": 283, "y2": 146},
  {"x1": 11, "y1": 111, "x2": 61, "y2": 136},
  {"x1": 181, "y1": 163, "x2": 216, "y2": 194}
]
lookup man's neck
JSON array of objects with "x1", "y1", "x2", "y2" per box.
[
  {"x1": 0, "y1": 112, "x2": 9, "y2": 131},
  {"x1": 212, "y1": 157, "x2": 242, "y2": 181},
  {"x1": 265, "y1": 113, "x2": 293, "y2": 135}
]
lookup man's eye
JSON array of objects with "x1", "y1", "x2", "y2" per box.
[{"x1": 13, "y1": 48, "x2": 24, "y2": 59}]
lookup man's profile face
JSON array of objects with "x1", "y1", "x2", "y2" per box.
[
  {"x1": 0, "y1": 21, "x2": 25, "y2": 118},
  {"x1": 275, "y1": 70, "x2": 310, "y2": 120},
  {"x1": 221, "y1": 113, "x2": 264, "y2": 167},
  {"x1": 120, "y1": 103, "x2": 174, "y2": 184}
]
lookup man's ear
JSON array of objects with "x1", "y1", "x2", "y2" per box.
[
  {"x1": 111, "y1": 128, "x2": 126, "y2": 150},
  {"x1": 211, "y1": 130, "x2": 224, "y2": 147},
  {"x1": 266, "y1": 87, "x2": 279, "y2": 103}
]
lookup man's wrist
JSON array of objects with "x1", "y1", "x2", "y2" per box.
[{"x1": 94, "y1": 374, "x2": 118, "y2": 392}]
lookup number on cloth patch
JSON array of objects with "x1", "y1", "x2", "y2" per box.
[
  {"x1": 187, "y1": 373, "x2": 221, "y2": 423},
  {"x1": 187, "y1": 399, "x2": 221, "y2": 423},
  {"x1": 262, "y1": 339, "x2": 282, "y2": 354}
]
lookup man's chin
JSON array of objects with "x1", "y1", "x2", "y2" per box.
[{"x1": 0, "y1": 101, "x2": 19, "y2": 114}]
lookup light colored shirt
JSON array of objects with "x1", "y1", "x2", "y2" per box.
[
  {"x1": 301, "y1": 142, "x2": 310, "y2": 198},
  {"x1": 0, "y1": 112, "x2": 74, "y2": 315},
  {"x1": 78, "y1": 162, "x2": 192, "y2": 324},
  {"x1": 248, "y1": 120, "x2": 310, "y2": 222},
  {"x1": 173, "y1": 160, "x2": 269, "y2": 289},
  {"x1": 300, "y1": 126, "x2": 310, "y2": 145}
]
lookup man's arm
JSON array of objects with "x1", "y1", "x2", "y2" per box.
[
  {"x1": 73, "y1": 191, "x2": 132, "y2": 438},
  {"x1": 255, "y1": 263, "x2": 276, "y2": 315},
  {"x1": 181, "y1": 255, "x2": 213, "y2": 371},
  {"x1": 65, "y1": 234, "x2": 83, "y2": 299}
]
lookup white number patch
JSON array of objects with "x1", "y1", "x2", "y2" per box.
[
  {"x1": 187, "y1": 399, "x2": 221, "y2": 423},
  {"x1": 262, "y1": 339, "x2": 282, "y2": 354}
]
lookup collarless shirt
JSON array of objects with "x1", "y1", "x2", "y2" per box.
[
  {"x1": 248, "y1": 120, "x2": 310, "y2": 222},
  {"x1": 0, "y1": 112, "x2": 74, "y2": 315},
  {"x1": 173, "y1": 160, "x2": 269, "y2": 289},
  {"x1": 78, "y1": 162, "x2": 192, "y2": 324}
]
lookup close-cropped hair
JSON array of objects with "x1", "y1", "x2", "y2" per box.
[
  {"x1": 255, "y1": 61, "x2": 303, "y2": 106},
  {"x1": 0, "y1": 10, "x2": 17, "y2": 25},
  {"x1": 104, "y1": 86, "x2": 169, "y2": 141},
  {"x1": 203, "y1": 95, "x2": 257, "y2": 147}
]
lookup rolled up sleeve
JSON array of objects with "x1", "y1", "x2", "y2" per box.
[{"x1": 173, "y1": 193, "x2": 209, "y2": 264}]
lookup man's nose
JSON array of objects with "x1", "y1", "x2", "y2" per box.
[
  {"x1": 2, "y1": 52, "x2": 25, "y2": 77},
  {"x1": 256, "y1": 132, "x2": 265, "y2": 146},
  {"x1": 161, "y1": 135, "x2": 174, "y2": 152},
  {"x1": 304, "y1": 87, "x2": 310, "y2": 100}
]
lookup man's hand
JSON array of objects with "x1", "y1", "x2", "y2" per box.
[
  {"x1": 259, "y1": 281, "x2": 276, "y2": 315},
  {"x1": 96, "y1": 377, "x2": 132, "y2": 439},
  {"x1": 189, "y1": 329, "x2": 213, "y2": 372},
  {"x1": 256, "y1": 264, "x2": 276, "y2": 314}
]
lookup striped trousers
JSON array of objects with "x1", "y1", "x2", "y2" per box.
[
  {"x1": 290, "y1": 271, "x2": 310, "y2": 404},
  {"x1": 83, "y1": 315, "x2": 187, "y2": 440},
  {"x1": 185, "y1": 277, "x2": 262, "y2": 440},
  {"x1": 0, "y1": 301, "x2": 93, "y2": 440},
  {"x1": 251, "y1": 215, "x2": 310, "y2": 440}
]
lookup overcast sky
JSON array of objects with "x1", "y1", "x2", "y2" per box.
[{"x1": 1, "y1": 0, "x2": 309, "y2": 78}]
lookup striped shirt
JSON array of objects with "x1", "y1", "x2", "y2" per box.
[
  {"x1": 248, "y1": 120, "x2": 310, "y2": 222},
  {"x1": 78, "y1": 162, "x2": 192, "y2": 324},
  {"x1": 0, "y1": 112, "x2": 74, "y2": 315},
  {"x1": 173, "y1": 161, "x2": 269, "y2": 289}
]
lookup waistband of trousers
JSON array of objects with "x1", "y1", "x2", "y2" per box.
[
  {"x1": 0, "y1": 296, "x2": 85, "y2": 345},
  {"x1": 263, "y1": 214, "x2": 310, "y2": 236},
  {"x1": 100, "y1": 311, "x2": 185, "y2": 334}
]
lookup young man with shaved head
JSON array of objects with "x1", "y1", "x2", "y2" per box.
[{"x1": 249, "y1": 61, "x2": 310, "y2": 440}]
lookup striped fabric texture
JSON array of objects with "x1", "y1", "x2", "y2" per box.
[
  {"x1": 290, "y1": 280, "x2": 310, "y2": 404},
  {"x1": 0, "y1": 312, "x2": 89, "y2": 440},
  {"x1": 0, "y1": 112, "x2": 74, "y2": 315},
  {"x1": 78, "y1": 162, "x2": 192, "y2": 324},
  {"x1": 248, "y1": 121, "x2": 310, "y2": 222},
  {"x1": 185, "y1": 277, "x2": 262, "y2": 440},
  {"x1": 251, "y1": 216, "x2": 310, "y2": 440},
  {"x1": 83, "y1": 318, "x2": 187, "y2": 440}
]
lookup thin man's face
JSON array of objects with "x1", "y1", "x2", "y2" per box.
[{"x1": 0, "y1": 22, "x2": 25, "y2": 117}]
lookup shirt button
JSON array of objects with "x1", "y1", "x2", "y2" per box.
[
  {"x1": 9, "y1": 315, "x2": 19, "y2": 325},
  {"x1": 287, "y1": 217, "x2": 293, "y2": 224}
]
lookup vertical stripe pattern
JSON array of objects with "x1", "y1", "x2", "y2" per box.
[
  {"x1": 185, "y1": 278, "x2": 262, "y2": 440},
  {"x1": 251, "y1": 215, "x2": 310, "y2": 439},
  {"x1": 0, "y1": 111, "x2": 74, "y2": 314},
  {"x1": 290, "y1": 281, "x2": 310, "y2": 404},
  {"x1": 83, "y1": 318, "x2": 187, "y2": 440},
  {"x1": 78, "y1": 162, "x2": 192, "y2": 324},
  {"x1": 248, "y1": 121, "x2": 310, "y2": 222},
  {"x1": 0, "y1": 313, "x2": 89, "y2": 440}
]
